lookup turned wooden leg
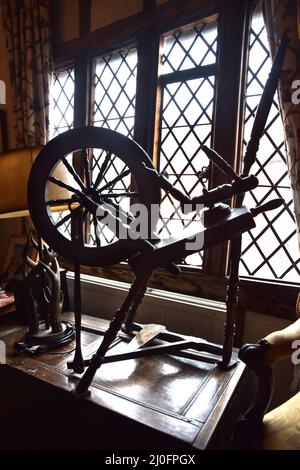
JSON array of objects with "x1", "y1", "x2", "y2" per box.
[
  {"x1": 70, "y1": 209, "x2": 84, "y2": 373},
  {"x1": 75, "y1": 274, "x2": 150, "y2": 396},
  {"x1": 71, "y1": 261, "x2": 84, "y2": 373},
  {"x1": 123, "y1": 272, "x2": 152, "y2": 332},
  {"x1": 222, "y1": 236, "x2": 241, "y2": 366},
  {"x1": 222, "y1": 278, "x2": 238, "y2": 365}
]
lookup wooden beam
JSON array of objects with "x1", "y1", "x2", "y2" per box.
[
  {"x1": 50, "y1": 0, "x2": 60, "y2": 55},
  {"x1": 54, "y1": 0, "x2": 222, "y2": 63},
  {"x1": 79, "y1": 0, "x2": 91, "y2": 37}
]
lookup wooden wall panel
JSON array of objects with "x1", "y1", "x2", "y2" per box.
[
  {"x1": 58, "y1": 0, "x2": 79, "y2": 42},
  {"x1": 91, "y1": 0, "x2": 143, "y2": 32}
]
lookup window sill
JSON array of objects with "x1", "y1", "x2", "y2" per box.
[{"x1": 60, "y1": 259, "x2": 298, "y2": 321}]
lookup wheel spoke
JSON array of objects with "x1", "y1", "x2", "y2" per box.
[
  {"x1": 55, "y1": 212, "x2": 72, "y2": 229},
  {"x1": 99, "y1": 168, "x2": 131, "y2": 192},
  {"x1": 94, "y1": 151, "x2": 112, "y2": 189},
  {"x1": 61, "y1": 156, "x2": 85, "y2": 190},
  {"x1": 104, "y1": 198, "x2": 135, "y2": 223},
  {"x1": 83, "y1": 148, "x2": 91, "y2": 189},
  {"x1": 101, "y1": 192, "x2": 139, "y2": 199},
  {"x1": 47, "y1": 176, "x2": 83, "y2": 199},
  {"x1": 55, "y1": 206, "x2": 87, "y2": 230},
  {"x1": 46, "y1": 198, "x2": 74, "y2": 207}
]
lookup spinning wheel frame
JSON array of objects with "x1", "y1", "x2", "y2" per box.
[{"x1": 28, "y1": 127, "x2": 161, "y2": 267}]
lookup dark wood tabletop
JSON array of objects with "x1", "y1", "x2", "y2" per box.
[{"x1": 0, "y1": 312, "x2": 252, "y2": 450}]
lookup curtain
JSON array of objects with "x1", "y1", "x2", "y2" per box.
[
  {"x1": 1, "y1": 0, "x2": 52, "y2": 147},
  {"x1": 262, "y1": 0, "x2": 300, "y2": 243}
]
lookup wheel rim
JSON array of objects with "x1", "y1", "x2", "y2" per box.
[{"x1": 28, "y1": 127, "x2": 161, "y2": 266}]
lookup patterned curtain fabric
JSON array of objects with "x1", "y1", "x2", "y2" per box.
[
  {"x1": 1, "y1": 0, "x2": 52, "y2": 147},
  {"x1": 262, "y1": 0, "x2": 300, "y2": 242}
]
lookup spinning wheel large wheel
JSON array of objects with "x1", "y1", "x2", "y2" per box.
[{"x1": 28, "y1": 127, "x2": 161, "y2": 267}]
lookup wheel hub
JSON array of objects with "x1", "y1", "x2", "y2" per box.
[{"x1": 83, "y1": 187, "x2": 103, "y2": 204}]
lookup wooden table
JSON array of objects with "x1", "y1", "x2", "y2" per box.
[{"x1": 0, "y1": 312, "x2": 252, "y2": 450}]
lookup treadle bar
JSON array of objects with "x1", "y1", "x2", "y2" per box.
[
  {"x1": 76, "y1": 321, "x2": 221, "y2": 348},
  {"x1": 126, "y1": 322, "x2": 216, "y2": 344},
  {"x1": 79, "y1": 351, "x2": 222, "y2": 367},
  {"x1": 173, "y1": 350, "x2": 237, "y2": 369},
  {"x1": 71, "y1": 345, "x2": 237, "y2": 369},
  {"x1": 67, "y1": 321, "x2": 227, "y2": 370},
  {"x1": 75, "y1": 339, "x2": 223, "y2": 365}
]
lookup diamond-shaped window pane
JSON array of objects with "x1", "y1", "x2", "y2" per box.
[
  {"x1": 240, "y1": 11, "x2": 300, "y2": 282},
  {"x1": 162, "y1": 19, "x2": 218, "y2": 74},
  {"x1": 158, "y1": 18, "x2": 218, "y2": 268},
  {"x1": 48, "y1": 68, "x2": 75, "y2": 237},
  {"x1": 92, "y1": 48, "x2": 137, "y2": 138},
  {"x1": 49, "y1": 68, "x2": 75, "y2": 139},
  {"x1": 91, "y1": 48, "x2": 137, "y2": 246}
]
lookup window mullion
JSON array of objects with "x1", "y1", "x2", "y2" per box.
[
  {"x1": 73, "y1": 55, "x2": 91, "y2": 241},
  {"x1": 74, "y1": 55, "x2": 90, "y2": 128},
  {"x1": 133, "y1": 30, "x2": 160, "y2": 158},
  {"x1": 73, "y1": 55, "x2": 90, "y2": 179},
  {"x1": 204, "y1": 0, "x2": 251, "y2": 277}
]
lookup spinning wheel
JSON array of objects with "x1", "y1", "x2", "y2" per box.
[
  {"x1": 26, "y1": 33, "x2": 289, "y2": 397},
  {"x1": 28, "y1": 126, "x2": 161, "y2": 267}
]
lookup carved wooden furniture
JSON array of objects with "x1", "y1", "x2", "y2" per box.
[
  {"x1": 0, "y1": 312, "x2": 253, "y2": 450},
  {"x1": 235, "y1": 295, "x2": 300, "y2": 450},
  {"x1": 26, "y1": 34, "x2": 289, "y2": 397}
]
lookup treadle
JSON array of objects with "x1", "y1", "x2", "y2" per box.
[{"x1": 66, "y1": 319, "x2": 226, "y2": 370}]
